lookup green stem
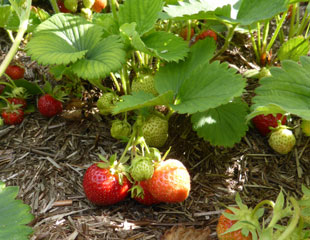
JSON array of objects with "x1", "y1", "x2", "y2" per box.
[
  {"x1": 0, "y1": 96, "x2": 10, "y2": 105},
  {"x1": 252, "y1": 200, "x2": 275, "y2": 218},
  {"x1": 110, "y1": 72, "x2": 121, "y2": 92},
  {"x1": 297, "y1": 10, "x2": 310, "y2": 35},
  {"x1": 211, "y1": 24, "x2": 237, "y2": 61},
  {"x1": 248, "y1": 27, "x2": 260, "y2": 64},
  {"x1": 121, "y1": 65, "x2": 129, "y2": 95},
  {"x1": 110, "y1": 0, "x2": 118, "y2": 23},
  {"x1": 276, "y1": 15, "x2": 285, "y2": 44},
  {"x1": 277, "y1": 197, "x2": 300, "y2": 240},
  {"x1": 261, "y1": 20, "x2": 270, "y2": 52},
  {"x1": 166, "y1": 20, "x2": 172, "y2": 32},
  {"x1": 288, "y1": 4, "x2": 297, "y2": 38},
  {"x1": 49, "y1": 0, "x2": 60, "y2": 13},
  {"x1": 135, "y1": 51, "x2": 144, "y2": 66},
  {"x1": 0, "y1": 6, "x2": 30, "y2": 78},
  {"x1": 186, "y1": 20, "x2": 192, "y2": 41},
  {"x1": 257, "y1": 22, "x2": 261, "y2": 52},
  {"x1": 118, "y1": 128, "x2": 136, "y2": 163},
  {"x1": 6, "y1": 30, "x2": 15, "y2": 43},
  {"x1": 266, "y1": 12, "x2": 287, "y2": 52}
]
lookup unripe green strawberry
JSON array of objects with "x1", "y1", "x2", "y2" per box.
[
  {"x1": 64, "y1": 0, "x2": 78, "y2": 12},
  {"x1": 81, "y1": 8, "x2": 92, "y2": 20},
  {"x1": 130, "y1": 157, "x2": 154, "y2": 182},
  {"x1": 83, "y1": 0, "x2": 95, "y2": 8},
  {"x1": 110, "y1": 119, "x2": 131, "y2": 140},
  {"x1": 97, "y1": 92, "x2": 117, "y2": 115},
  {"x1": 131, "y1": 74, "x2": 158, "y2": 96},
  {"x1": 301, "y1": 120, "x2": 310, "y2": 136},
  {"x1": 142, "y1": 113, "x2": 168, "y2": 147},
  {"x1": 268, "y1": 127, "x2": 296, "y2": 154}
]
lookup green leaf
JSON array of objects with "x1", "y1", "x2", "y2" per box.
[
  {"x1": 93, "y1": 13, "x2": 120, "y2": 35},
  {"x1": 191, "y1": 99, "x2": 249, "y2": 147},
  {"x1": 0, "y1": 181, "x2": 34, "y2": 240},
  {"x1": 163, "y1": 0, "x2": 235, "y2": 21},
  {"x1": 0, "y1": 5, "x2": 12, "y2": 28},
  {"x1": 70, "y1": 35, "x2": 126, "y2": 85},
  {"x1": 118, "y1": 0, "x2": 164, "y2": 35},
  {"x1": 26, "y1": 14, "x2": 126, "y2": 86},
  {"x1": 237, "y1": 0, "x2": 288, "y2": 25},
  {"x1": 155, "y1": 37, "x2": 216, "y2": 95},
  {"x1": 2, "y1": 79, "x2": 43, "y2": 95},
  {"x1": 247, "y1": 104, "x2": 286, "y2": 121},
  {"x1": 113, "y1": 91, "x2": 174, "y2": 114},
  {"x1": 251, "y1": 56, "x2": 310, "y2": 120},
  {"x1": 142, "y1": 31, "x2": 189, "y2": 62},
  {"x1": 278, "y1": 36, "x2": 310, "y2": 61}
]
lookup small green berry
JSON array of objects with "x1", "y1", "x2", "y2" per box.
[
  {"x1": 268, "y1": 127, "x2": 296, "y2": 154},
  {"x1": 110, "y1": 120, "x2": 131, "y2": 140},
  {"x1": 130, "y1": 157, "x2": 154, "y2": 182}
]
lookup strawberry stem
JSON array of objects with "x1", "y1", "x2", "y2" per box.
[{"x1": 277, "y1": 197, "x2": 300, "y2": 240}]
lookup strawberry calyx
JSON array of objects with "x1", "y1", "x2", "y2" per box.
[
  {"x1": 129, "y1": 183, "x2": 145, "y2": 199},
  {"x1": 42, "y1": 81, "x2": 67, "y2": 102},
  {"x1": 0, "y1": 95, "x2": 23, "y2": 113},
  {"x1": 220, "y1": 193, "x2": 261, "y2": 239},
  {"x1": 97, "y1": 154, "x2": 132, "y2": 185}
]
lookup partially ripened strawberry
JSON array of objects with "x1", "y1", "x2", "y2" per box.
[
  {"x1": 146, "y1": 159, "x2": 190, "y2": 203},
  {"x1": 194, "y1": 29, "x2": 217, "y2": 43},
  {"x1": 38, "y1": 94, "x2": 63, "y2": 117},
  {"x1": 268, "y1": 126, "x2": 296, "y2": 154},
  {"x1": 92, "y1": 0, "x2": 107, "y2": 12},
  {"x1": 180, "y1": 28, "x2": 194, "y2": 41},
  {"x1": 252, "y1": 113, "x2": 287, "y2": 136},
  {"x1": 83, "y1": 155, "x2": 131, "y2": 206},
  {"x1": 130, "y1": 156, "x2": 154, "y2": 182},
  {"x1": 216, "y1": 209, "x2": 253, "y2": 240},
  {"x1": 5, "y1": 65, "x2": 25, "y2": 80},
  {"x1": 142, "y1": 112, "x2": 168, "y2": 147},
  {"x1": 301, "y1": 120, "x2": 310, "y2": 136},
  {"x1": 57, "y1": 0, "x2": 70, "y2": 12},
  {"x1": 131, "y1": 74, "x2": 158, "y2": 96},
  {"x1": 132, "y1": 181, "x2": 161, "y2": 205}
]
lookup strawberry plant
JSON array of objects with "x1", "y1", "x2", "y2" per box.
[{"x1": 0, "y1": 181, "x2": 34, "y2": 239}]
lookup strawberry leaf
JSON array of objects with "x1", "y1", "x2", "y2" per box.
[
  {"x1": 251, "y1": 56, "x2": 310, "y2": 120},
  {"x1": 0, "y1": 5, "x2": 11, "y2": 28},
  {"x1": 0, "y1": 181, "x2": 34, "y2": 239},
  {"x1": 113, "y1": 91, "x2": 174, "y2": 114},
  {"x1": 118, "y1": 0, "x2": 163, "y2": 36},
  {"x1": 277, "y1": 36, "x2": 310, "y2": 62},
  {"x1": 142, "y1": 31, "x2": 189, "y2": 62},
  {"x1": 191, "y1": 99, "x2": 249, "y2": 147},
  {"x1": 26, "y1": 14, "x2": 126, "y2": 88},
  {"x1": 163, "y1": 0, "x2": 234, "y2": 21}
]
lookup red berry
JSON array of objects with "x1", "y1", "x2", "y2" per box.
[
  {"x1": 216, "y1": 209, "x2": 253, "y2": 240},
  {"x1": 194, "y1": 29, "x2": 217, "y2": 43},
  {"x1": 180, "y1": 28, "x2": 194, "y2": 41},
  {"x1": 92, "y1": 0, "x2": 107, "y2": 13},
  {"x1": 57, "y1": 0, "x2": 70, "y2": 13},
  {"x1": 1, "y1": 108, "x2": 24, "y2": 125},
  {"x1": 83, "y1": 162, "x2": 131, "y2": 205},
  {"x1": 146, "y1": 159, "x2": 190, "y2": 203},
  {"x1": 134, "y1": 181, "x2": 161, "y2": 205},
  {"x1": 38, "y1": 94, "x2": 63, "y2": 117},
  {"x1": 8, "y1": 98, "x2": 27, "y2": 109},
  {"x1": 252, "y1": 113, "x2": 287, "y2": 136},
  {"x1": 5, "y1": 65, "x2": 25, "y2": 80}
]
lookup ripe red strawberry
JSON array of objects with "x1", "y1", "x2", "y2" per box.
[
  {"x1": 92, "y1": 0, "x2": 107, "y2": 12},
  {"x1": 180, "y1": 28, "x2": 194, "y2": 41},
  {"x1": 146, "y1": 159, "x2": 190, "y2": 203},
  {"x1": 1, "y1": 108, "x2": 24, "y2": 125},
  {"x1": 194, "y1": 29, "x2": 217, "y2": 43},
  {"x1": 8, "y1": 98, "x2": 27, "y2": 109},
  {"x1": 83, "y1": 158, "x2": 131, "y2": 205},
  {"x1": 252, "y1": 113, "x2": 287, "y2": 136},
  {"x1": 5, "y1": 65, "x2": 25, "y2": 80},
  {"x1": 216, "y1": 209, "x2": 253, "y2": 240},
  {"x1": 38, "y1": 94, "x2": 63, "y2": 117},
  {"x1": 57, "y1": 0, "x2": 71, "y2": 12},
  {"x1": 132, "y1": 181, "x2": 161, "y2": 205}
]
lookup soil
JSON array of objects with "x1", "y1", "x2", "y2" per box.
[{"x1": 1, "y1": 6, "x2": 310, "y2": 240}]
